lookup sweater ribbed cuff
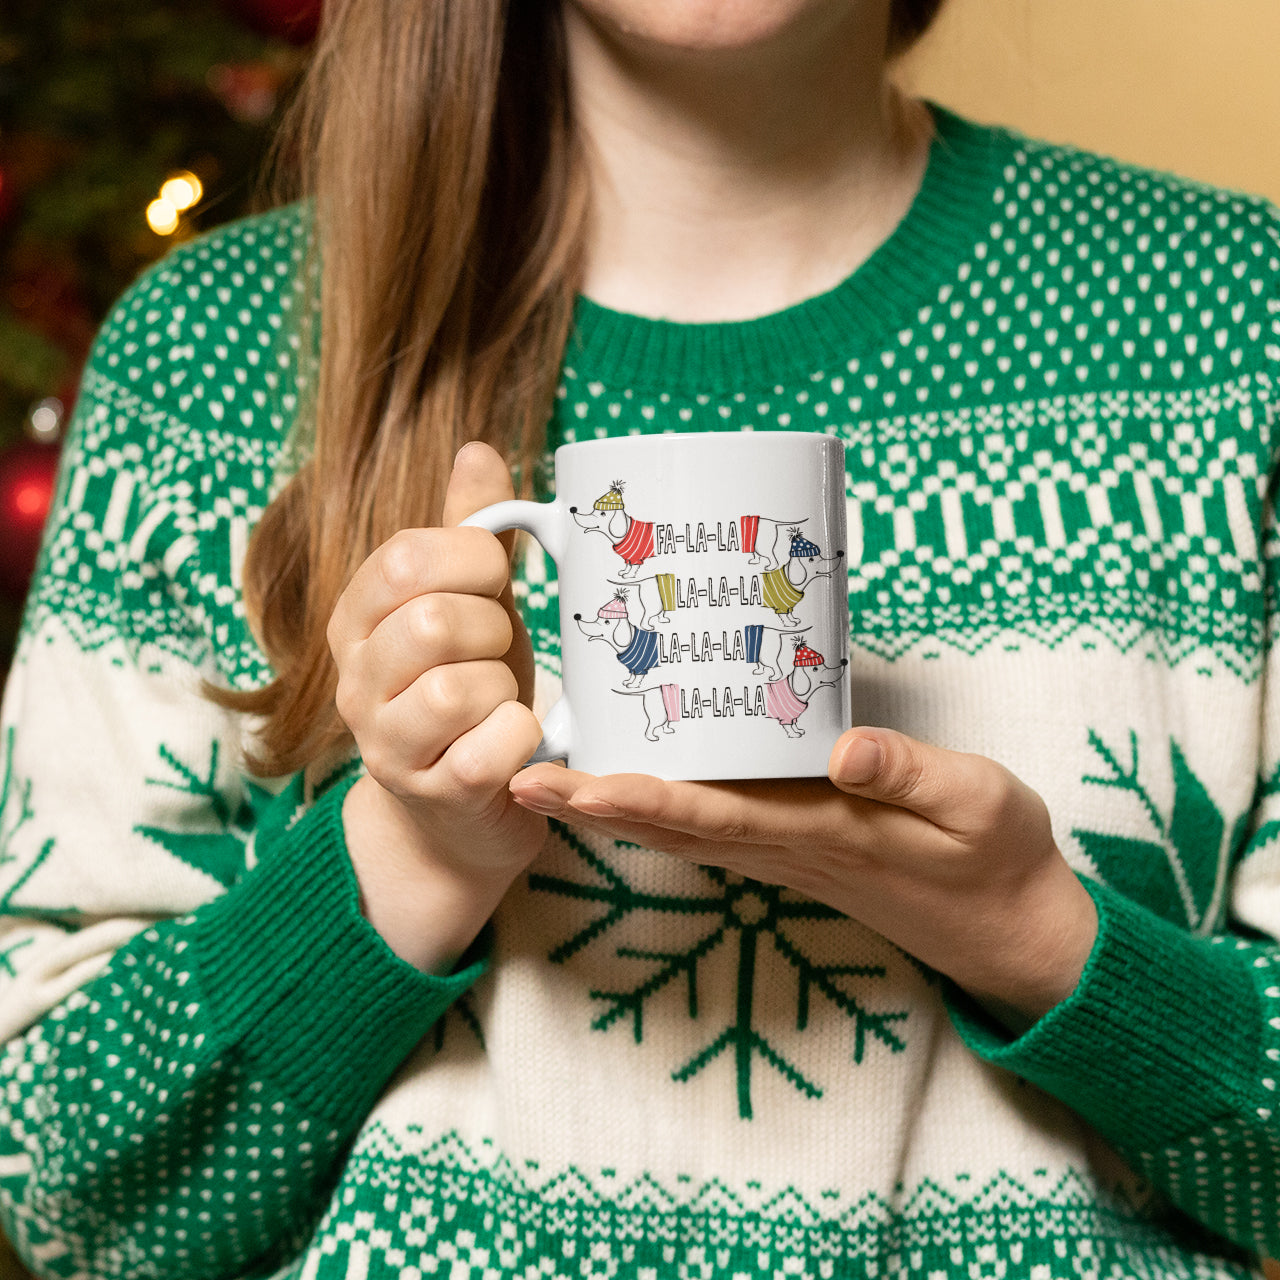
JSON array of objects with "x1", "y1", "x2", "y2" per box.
[
  {"x1": 944, "y1": 877, "x2": 1262, "y2": 1153},
  {"x1": 189, "y1": 773, "x2": 488, "y2": 1130}
]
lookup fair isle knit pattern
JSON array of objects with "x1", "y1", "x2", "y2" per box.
[{"x1": 1, "y1": 105, "x2": 1279, "y2": 1280}]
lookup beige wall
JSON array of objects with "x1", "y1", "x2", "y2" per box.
[{"x1": 899, "y1": 0, "x2": 1280, "y2": 205}]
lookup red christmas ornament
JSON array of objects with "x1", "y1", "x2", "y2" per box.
[
  {"x1": 221, "y1": 0, "x2": 321, "y2": 44},
  {"x1": 0, "y1": 401, "x2": 64, "y2": 604}
]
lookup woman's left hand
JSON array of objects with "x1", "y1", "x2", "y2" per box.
[{"x1": 509, "y1": 727, "x2": 1098, "y2": 1031}]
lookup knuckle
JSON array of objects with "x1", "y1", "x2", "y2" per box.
[
  {"x1": 986, "y1": 767, "x2": 1021, "y2": 813},
  {"x1": 886, "y1": 742, "x2": 929, "y2": 804},
  {"x1": 480, "y1": 598, "x2": 515, "y2": 654},
  {"x1": 420, "y1": 665, "x2": 469, "y2": 725},
  {"x1": 493, "y1": 663, "x2": 520, "y2": 703},
  {"x1": 709, "y1": 814, "x2": 751, "y2": 844},
  {"x1": 444, "y1": 702, "x2": 538, "y2": 802},
  {"x1": 447, "y1": 741, "x2": 500, "y2": 795},
  {"x1": 378, "y1": 530, "x2": 423, "y2": 598},
  {"x1": 465, "y1": 529, "x2": 511, "y2": 596},
  {"x1": 407, "y1": 593, "x2": 449, "y2": 654},
  {"x1": 325, "y1": 606, "x2": 343, "y2": 657},
  {"x1": 357, "y1": 708, "x2": 404, "y2": 781},
  {"x1": 461, "y1": 660, "x2": 519, "y2": 708},
  {"x1": 983, "y1": 765, "x2": 1039, "y2": 830},
  {"x1": 357, "y1": 741, "x2": 395, "y2": 789},
  {"x1": 333, "y1": 676, "x2": 359, "y2": 730}
]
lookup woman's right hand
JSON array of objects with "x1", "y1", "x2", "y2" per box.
[{"x1": 327, "y1": 442, "x2": 547, "y2": 973}]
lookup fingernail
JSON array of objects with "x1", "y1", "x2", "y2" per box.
[
  {"x1": 836, "y1": 736, "x2": 882, "y2": 785},
  {"x1": 452, "y1": 440, "x2": 483, "y2": 470},
  {"x1": 510, "y1": 782, "x2": 564, "y2": 815}
]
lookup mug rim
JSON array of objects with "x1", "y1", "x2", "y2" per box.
[{"x1": 554, "y1": 429, "x2": 845, "y2": 459}]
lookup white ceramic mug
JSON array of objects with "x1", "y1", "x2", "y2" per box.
[{"x1": 463, "y1": 431, "x2": 851, "y2": 780}]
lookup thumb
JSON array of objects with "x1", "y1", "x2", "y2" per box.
[
  {"x1": 441, "y1": 440, "x2": 537, "y2": 708},
  {"x1": 829, "y1": 726, "x2": 976, "y2": 825},
  {"x1": 442, "y1": 440, "x2": 516, "y2": 528}
]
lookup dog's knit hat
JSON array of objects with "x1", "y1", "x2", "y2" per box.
[
  {"x1": 789, "y1": 530, "x2": 821, "y2": 559},
  {"x1": 792, "y1": 641, "x2": 823, "y2": 667},
  {"x1": 597, "y1": 591, "x2": 629, "y2": 620},
  {"x1": 593, "y1": 481, "x2": 626, "y2": 512}
]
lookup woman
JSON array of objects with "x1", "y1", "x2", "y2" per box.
[{"x1": 1, "y1": 1, "x2": 1278, "y2": 1276}]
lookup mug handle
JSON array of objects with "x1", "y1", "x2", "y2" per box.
[{"x1": 460, "y1": 500, "x2": 570, "y2": 764}]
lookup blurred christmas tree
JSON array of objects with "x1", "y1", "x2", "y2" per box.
[{"x1": 0, "y1": 0, "x2": 317, "y2": 683}]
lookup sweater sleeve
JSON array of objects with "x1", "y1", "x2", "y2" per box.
[
  {"x1": 944, "y1": 879, "x2": 1280, "y2": 1256},
  {"x1": 0, "y1": 218, "x2": 487, "y2": 1280},
  {"x1": 946, "y1": 213, "x2": 1280, "y2": 1261}
]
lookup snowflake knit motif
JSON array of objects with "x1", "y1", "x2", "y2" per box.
[{"x1": 531, "y1": 822, "x2": 909, "y2": 1119}]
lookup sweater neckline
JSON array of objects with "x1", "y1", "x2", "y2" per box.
[{"x1": 565, "y1": 104, "x2": 1003, "y2": 394}]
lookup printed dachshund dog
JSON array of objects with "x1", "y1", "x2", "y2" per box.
[
  {"x1": 740, "y1": 514, "x2": 812, "y2": 572},
  {"x1": 574, "y1": 592, "x2": 661, "y2": 689},
  {"x1": 606, "y1": 573, "x2": 678, "y2": 630},
  {"x1": 759, "y1": 529, "x2": 845, "y2": 628},
  {"x1": 571, "y1": 480, "x2": 656, "y2": 580},
  {"x1": 614, "y1": 683, "x2": 681, "y2": 741},
  {"x1": 741, "y1": 623, "x2": 812, "y2": 683},
  {"x1": 764, "y1": 641, "x2": 848, "y2": 739}
]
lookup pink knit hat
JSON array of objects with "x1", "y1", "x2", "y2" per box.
[
  {"x1": 597, "y1": 592, "x2": 629, "y2": 620},
  {"x1": 792, "y1": 642, "x2": 823, "y2": 667}
]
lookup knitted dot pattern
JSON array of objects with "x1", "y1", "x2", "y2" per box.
[
  {"x1": 0, "y1": 921, "x2": 344, "y2": 1278},
  {"x1": 287, "y1": 1126, "x2": 1259, "y2": 1280},
  {"x1": 20, "y1": 205, "x2": 312, "y2": 688},
  {"x1": 530, "y1": 128, "x2": 1280, "y2": 680}
]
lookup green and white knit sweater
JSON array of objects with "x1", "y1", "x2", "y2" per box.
[{"x1": 3, "y1": 105, "x2": 1280, "y2": 1280}]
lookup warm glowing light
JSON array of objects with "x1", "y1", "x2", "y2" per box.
[
  {"x1": 29, "y1": 399, "x2": 63, "y2": 442},
  {"x1": 160, "y1": 171, "x2": 202, "y2": 211},
  {"x1": 14, "y1": 479, "x2": 51, "y2": 520},
  {"x1": 147, "y1": 197, "x2": 180, "y2": 236}
]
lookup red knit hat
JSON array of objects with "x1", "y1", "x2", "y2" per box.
[{"x1": 792, "y1": 642, "x2": 823, "y2": 667}]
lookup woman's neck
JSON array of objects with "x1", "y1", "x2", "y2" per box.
[{"x1": 565, "y1": 3, "x2": 933, "y2": 322}]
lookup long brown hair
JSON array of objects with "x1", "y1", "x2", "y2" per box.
[
  {"x1": 224, "y1": 0, "x2": 947, "y2": 778},
  {"x1": 219, "y1": 0, "x2": 587, "y2": 776}
]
